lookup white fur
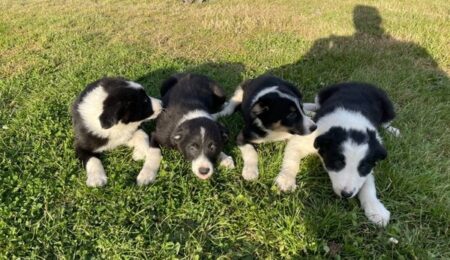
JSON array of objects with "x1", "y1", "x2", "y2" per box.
[
  {"x1": 200, "y1": 127, "x2": 205, "y2": 143},
  {"x1": 239, "y1": 144, "x2": 259, "y2": 180},
  {"x1": 276, "y1": 132, "x2": 318, "y2": 191},
  {"x1": 177, "y1": 110, "x2": 214, "y2": 126},
  {"x1": 327, "y1": 141, "x2": 369, "y2": 197},
  {"x1": 358, "y1": 174, "x2": 391, "y2": 226},
  {"x1": 127, "y1": 129, "x2": 161, "y2": 185},
  {"x1": 218, "y1": 152, "x2": 235, "y2": 169},
  {"x1": 383, "y1": 122, "x2": 401, "y2": 137},
  {"x1": 213, "y1": 86, "x2": 244, "y2": 118},
  {"x1": 127, "y1": 81, "x2": 144, "y2": 89},
  {"x1": 191, "y1": 153, "x2": 214, "y2": 180},
  {"x1": 86, "y1": 157, "x2": 107, "y2": 187}
]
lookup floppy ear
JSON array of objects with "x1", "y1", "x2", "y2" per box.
[
  {"x1": 314, "y1": 133, "x2": 331, "y2": 150},
  {"x1": 314, "y1": 127, "x2": 346, "y2": 150},
  {"x1": 218, "y1": 123, "x2": 229, "y2": 143},
  {"x1": 99, "y1": 102, "x2": 123, "y2": 129},
  {"x1": 251, "y1": 100, "x2": 269, "y2": 116},
  {"x1": 367, "y1": 130, "x2": 387, "y2": 161}
]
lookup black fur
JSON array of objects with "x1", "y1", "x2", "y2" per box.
[
  {"x1": 313, "y1": 83, "x2": 394, "y2": 177},
  {"x1": 152, "y1": 73, "x2": 228, "y2": 165},
  {"x1": 237, "y1": 75, "x2": 311, "y2": 145},
  {"x1": 314, "y1": 82, "x2": 395, "y2": 127},
  {"x1": 72, "y1": 77, "x2": 157, "y2": 167}
]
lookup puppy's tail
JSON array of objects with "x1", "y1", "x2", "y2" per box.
[
  {"x1": 213, "y1": 86, "x2": 243, "y2": 119},
  {"x1": 382, "y1": 122, "x2": 401, "y2": 137}
]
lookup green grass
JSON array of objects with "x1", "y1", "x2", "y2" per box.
[{"x1": 1, "y1": 0, "x2": 449, "y2": 258}]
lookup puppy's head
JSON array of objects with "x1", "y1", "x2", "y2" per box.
[
  {"x1": 99, "y1": 79, "x2": 162, "y2": 129},
  {"x1": 251, "y1": 92, "x2": 316, "y2": 135},
  {"x1": 171, "y1": 118, "x2": 228, "y2": 179},
  {"x1": 314, "y1": 127, "x2": 387, "y2": 198}
]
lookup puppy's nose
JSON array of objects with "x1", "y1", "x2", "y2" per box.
[
  {"x1": 309, "y1": 125, "x2": 317, "y2": 132},
  {"x1": 199, "y1": 167, "x2": 210, "y2": 175},
  {"x1": 341, "y1": 190, "x2": 353, "y2": 199}
]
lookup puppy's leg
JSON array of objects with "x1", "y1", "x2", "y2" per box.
[
  {"x1": 275, "y1": 134, "x2": 316, "y2": 191},
  {"x1": 218, "y1": 152, "x2": 235, "y2": 169},
  {"x1": 358, "y1": 174, "x2": 390, "y2": 227},
  {"x1": 212, "y1": 86, "x2": 243, "y2": 119},
  {"x1": 236, "y1": 129, "x2": 259, "y2": 180},
  {"x1": 382, "y1": 122, "x2": 401, "y2": 137},
  {"x1": 127, "y1": 130, "x2": 161, "y2": 186},
  {"x1": 76, "y1": 147, "x2": 107, "y2": 187}
]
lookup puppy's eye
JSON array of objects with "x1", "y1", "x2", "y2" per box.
[
  {"x1": 333, "y1": 158, "x2": 345, "y2": 170},
  {"x1": 287, "y1": 112, "x2": 297, "y2": 120},
  {"x1": 189, "y1": 144, "x2": 198, "y2": 152},
  {"x1": 209, "y1": 143, "x2": 216, "y2": 151}
]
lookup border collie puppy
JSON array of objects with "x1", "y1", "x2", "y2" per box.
[
  {"x1": 150, "y1": 73, "x2": 235, "y2": 180},
  {"x1": 214, "y1": 75, "x2": 316, "y2": 181},
  {"x1": 275, "y1": 82, "x2": 400, "y2": 226},
  {"x1": 72, "y1": 77, "x2": 162, "y2": 187}
]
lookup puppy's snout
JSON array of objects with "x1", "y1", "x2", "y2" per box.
[
  {"x1": 309, "y1": 124, "x2": 317, "y2": 132},
  {"x1": 340, "y1": 190, "x2": 354, "y2": 199},
  {"x1": 199, "y1": 167, "x2": 210, "y2": 175}
]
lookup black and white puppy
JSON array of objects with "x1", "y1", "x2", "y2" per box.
[
  {"x1": 72, "y1": 77, "x2": 163, "y2": 187},
  {"x1": 151, "y1": 73, "x2": 235, "y2": 180},
  {"x1": 275, "y1": 82, "x2": 400, "y2": 226},
  {"x1": 214, "y1": 75, "x2": 316, "y2": 181}
]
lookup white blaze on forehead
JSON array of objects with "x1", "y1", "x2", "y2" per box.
[
  {"x1": 177, "y1": 110, "x2": 214, "y2": 126},
  {"x1": 200, "y1": 127, "x2": 205, "y2": 143},
  {"x1": 127, "y1": 81, "x2": 144, "y2": 89}
]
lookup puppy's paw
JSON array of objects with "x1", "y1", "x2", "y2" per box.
[
  {"x1": 219, "y1": 155, "x2": 235, "y2": 169},
  {"x1": 136, "y1": 168, "x2": 157, "y2": 186},
  {"x1": 364, "y1": 201, "x2": 391, "y2": 227},
  {"x1": 132, "y1": 149, "x2": 146, "y2": 161},
  {"x1": 242, "y1": 166, "x2": 259, "y2": 181},
  {"x1": 275, "y1": 173, "x2": 297, "y2": 192},
  {"x1": 86, "y1": 173, "x2": 107, "y2": 187}
]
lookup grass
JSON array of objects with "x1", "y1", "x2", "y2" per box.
[{"x1": 0, "y1": 0, "x2": 449, "y2": 258}]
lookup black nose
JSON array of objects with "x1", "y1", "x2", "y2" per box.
[
  {"x1": 341, "y1": 190, "x2": 353, "y2": 198},
  {"x1": 199, "y1": 167, "x2": 210, "y2": 175},
  {"x1": 309, "y1": 125, "x2": 317, "y2": 132}
]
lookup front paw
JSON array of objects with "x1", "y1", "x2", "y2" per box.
[
  {"x1": 86, "y1": 173, "x2": 107, "y2": 187},
  {"x1": 136, "y1": 168, "x2": 157, "y2": 186},
  {"x1": 275, "y1": 173, "x2": 297, "y2": 192},
  {"x1": 364, "y1": 201, "x2": 391, "y2": 227},
  {"x1": 219, "y1": 155, "x2": 235, "y2": 169},
  {"x1": 132, "y1": 149, "x2": 145, "y2": 161},
  {"x1": 242, "y1": 165, "x2": 259, "y2": 181}
]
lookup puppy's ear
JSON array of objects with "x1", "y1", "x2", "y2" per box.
[
  {"x1": 218, "y1": 123, "x2": 229, "y2": 142},
  {"x1": 160, "y1": 76, "x2": 179, "y2": 97},
  {"x1": 314, "y1": 127, "x2": 346, "y2": 150},
  {"x1": 99, "y1": 102, "x2": 124, "y2": 129},
  {"x1": 171, "y1": 125, "x2": 186, "y2": 144},
  {"x1": 367, "y1": 130, "x2": 387, "y2": 161}
]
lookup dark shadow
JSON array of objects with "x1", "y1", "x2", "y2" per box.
[{"x1": 268, "y1": 5, "x2": 448, "y2": 100}]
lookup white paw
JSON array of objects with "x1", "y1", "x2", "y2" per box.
[
  {"x1": 275, "y1": 173, "x2": 297, "y2": 192},
  {"x1": 242, "y1": 165, "x2": 259, "y2": 181},
  {"x1": 132, "y1": 150, "x2": 146, "y2": 161},
  {"x1": 387, "y1": 126, "x2": 401, "y2": 137},
  {"x1": 136, "y1": 168, "x2": 157, "y2": 186},
  {"x1": 86, "y1": 173, "x2": 107, "y2": 187},
  {"x1": 219, "y1": 155, "x2": 235, "y2": 169},
  {"x1": 364, "y1": 201, "x2": 391, "y2": 227}
]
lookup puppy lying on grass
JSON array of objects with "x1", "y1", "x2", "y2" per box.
[{"x1": 72, "y1": 77, "x2": 162, "y2": 187}]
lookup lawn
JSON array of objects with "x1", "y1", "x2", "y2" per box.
[{"x1": 1, "y1": 0, "x2": 449, "y2": 258}]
